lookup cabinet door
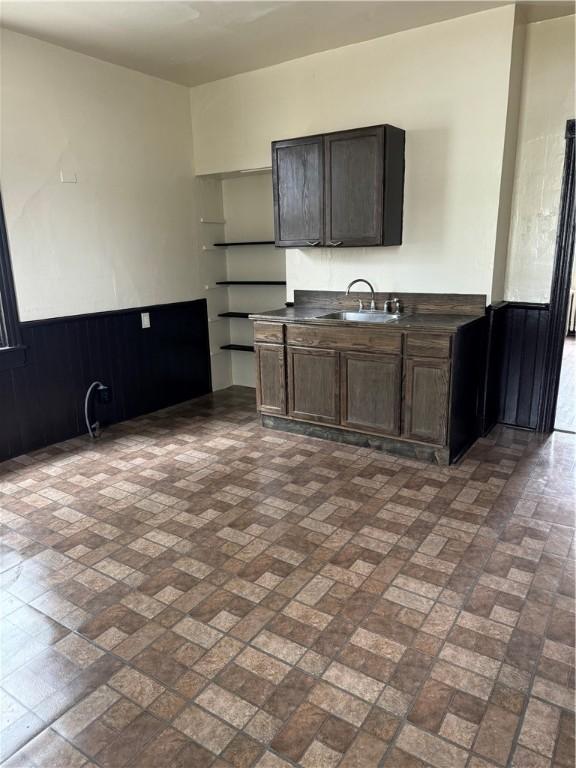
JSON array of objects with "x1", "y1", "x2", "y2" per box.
[
  {"x1": 255, "y1": 344, "x2": 286, "y2": 415},
  {"x1": 324, "y1": 126, "x2": 384, "y2": 247},
  {"x1": 287, "y1": 347, "x2": 339, "y2": 424},
  {"x1": 403, "y1": 358, "x2": 451, "y2": 444},
  {"x1": 341, "y1": 352, "x2": 401, "y2": 436},
  {"x1": 272, "y1": 136, "x2": 324, "y2": 247}
]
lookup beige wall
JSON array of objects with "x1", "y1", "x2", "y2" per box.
[
  {"x1": 504, "y1": 15, "x2": 576, "y2": 303},
  {"x1": 1, "y1": 30, "x2": 201, "y2": 321},
  {"x1": 191, "y1": 6, "x2": 517, "y2": 303}
]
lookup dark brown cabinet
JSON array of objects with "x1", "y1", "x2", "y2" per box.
[
  {"x1": 341, "y1": 351, "x2": 401, "y2": 435},
  {"x1": 287, "y1": 346, "x2": 339, "y2": 424},
  {"x1": 254, "y1": 312, "x2": 486, "y2": 465},
  {"x1": 272, "y1": 136, "x2": 324, "y2": 247},
  {"x1": 403, "y1": 358, "x2": 450, "y2": 444},
  {"x1": 255, "y1": 343, "x2": 286, "y2": 415},
  {"x1": 325, "y1": 127, "x2": 384, "y2": 247},
  {"x1": 272, "y1": 124, "x2": 404, "y2": 248}
]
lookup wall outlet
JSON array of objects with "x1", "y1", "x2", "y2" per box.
[
  {"x1": 141, "y1": 312, "x2": 151, "y2": 329},
  {"x1": 97, "y1": 384, "x2": 112, "y2": 404}
]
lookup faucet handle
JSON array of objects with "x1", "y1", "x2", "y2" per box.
[
  {"x1": 391, "y1": 297, "x2": 402, "y2": 314},
  {"x1": 384, "y1": 299, "x2": 394, "y2": 314}
]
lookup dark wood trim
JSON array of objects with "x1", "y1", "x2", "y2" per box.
[
  {"x1": 0, "y1": 190, "x2": 23, "y2": 351},
  {"x1": 537, "y1": 118, "x2": 575, "y2": 432},
  {"x1": 21, "y1": 299, "x2": 207, "y2": 327}
]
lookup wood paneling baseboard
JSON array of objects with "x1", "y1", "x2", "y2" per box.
[{"x1": 0, "y1": 299, "x2": 211, "y2": 463}]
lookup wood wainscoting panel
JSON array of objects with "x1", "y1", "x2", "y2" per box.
[
  {"x1": 0, "y1": 299, "x2": 211, "y2": 463},
  {"x1": 497, "y1": 303, "x2": 549, "y2": 429}
]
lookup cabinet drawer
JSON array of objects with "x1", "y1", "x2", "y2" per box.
[
  {"x1": 287, "y1": 324, "x2": 402, "y2": 354},
  {"x1": 254, "y1": 322, "x2": 284, "y2": 344},
  {"x1": 405, "y1": 333, "x2": 451, "y2": 359}
]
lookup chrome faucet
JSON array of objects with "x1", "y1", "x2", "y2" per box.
[{"x1": 346, "y1": 279, "x2": 376, "y2": 311}]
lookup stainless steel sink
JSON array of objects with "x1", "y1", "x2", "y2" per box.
[{"x1": 317, "y1": 311, "x2": 410, "y2": 323}]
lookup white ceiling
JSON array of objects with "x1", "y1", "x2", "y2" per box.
[{"x1": 1, "y1": 1, "x2": 574, "y2": 87}]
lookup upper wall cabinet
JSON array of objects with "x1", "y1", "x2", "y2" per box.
[
  {"x1": 272, "y1": 136, "x2": 324, "y2": 247},
  {"x1": 272, "y1": 124, "x2": 405, "y2": 248}
]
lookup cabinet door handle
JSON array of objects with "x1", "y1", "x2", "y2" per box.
[
  {"x1": 306, "y1": 240, "x2": 321, "y2": 246},
  {"x1": 328, "y1": 241, "x2": 343, "y2": 246}
]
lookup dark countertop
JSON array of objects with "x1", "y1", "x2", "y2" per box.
[{"x1": 249, "y1": 306, "x2": 485, "y2": 332}]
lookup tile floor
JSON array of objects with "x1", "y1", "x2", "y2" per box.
[{"x1": 0, "y1": 386, "x2": 574, "y2": 768}]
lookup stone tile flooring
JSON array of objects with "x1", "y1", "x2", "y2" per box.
[{"x1": 0, "y1": 386, "x2": 574, "y2": 768}]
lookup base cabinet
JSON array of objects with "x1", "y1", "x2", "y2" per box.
[
  {"x1": 254, "y1": 317, "x2": 486, "y2": 465},
  {"x1": 287, "y1": 346, "x2": 339, "y2": 424},
  {"x1": 340, "y1": 351, "x2": 401, "y2": 435},
  {"x1": 255, "y1": 343, "x2": 286, "y2": 415},
  {"x1": 403, "y1": 357, "x2": 450, "y2": 444}
]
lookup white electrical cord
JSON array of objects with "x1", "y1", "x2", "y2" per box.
[{"x1": 84, "y1": 381, "x2": 105, "y2": 439}]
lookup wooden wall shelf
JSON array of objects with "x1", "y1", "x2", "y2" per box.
[
  {"x1": 220, "y1": 344, "x2": 255, "y2": 352},
  {"x1": 216, "y1": 280, "x2": 286, "y2": 286},
  {"x1": 213, "y1": 241, "x2": 275, "y2": 247}
]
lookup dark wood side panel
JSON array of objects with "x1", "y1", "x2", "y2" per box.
[
  {"x1": 497, "y1": 303, "x2": 549, "y2": 430},
  {"x1": 340, "y1": 351, "x2": 401, "y2": 436},
  {"x1": 287, "y1": 346, "x2": 339, "y2": 425},
  {"x1": 0, "y1": 300, "x2": 211, "y2": 464},
  {"x1": 403, "y1": 357, "x2": 450, "y2": 445},
  {"x1": 286, "y1": 324, "x2": 402, "y2": 354},
  {"x1": 255, "y1": 343, "x2": 286, "y2": 415},
  {"x1": 449, "y1": 317, "x2": 488, "y2": 461},
  {"x1": 481, "y1": 303, "x2": 507, "y2": 435},
  {"x1": 272, "y1": 135, "x2": 324, "y2": 247},
  {"x1": 382, "y1": 125, "x2": 405, "y2": 246}
]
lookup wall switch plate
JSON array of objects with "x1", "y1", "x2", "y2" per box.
[{"x1": 141, "y1": 312, "x2": 151, "y2": 329}]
